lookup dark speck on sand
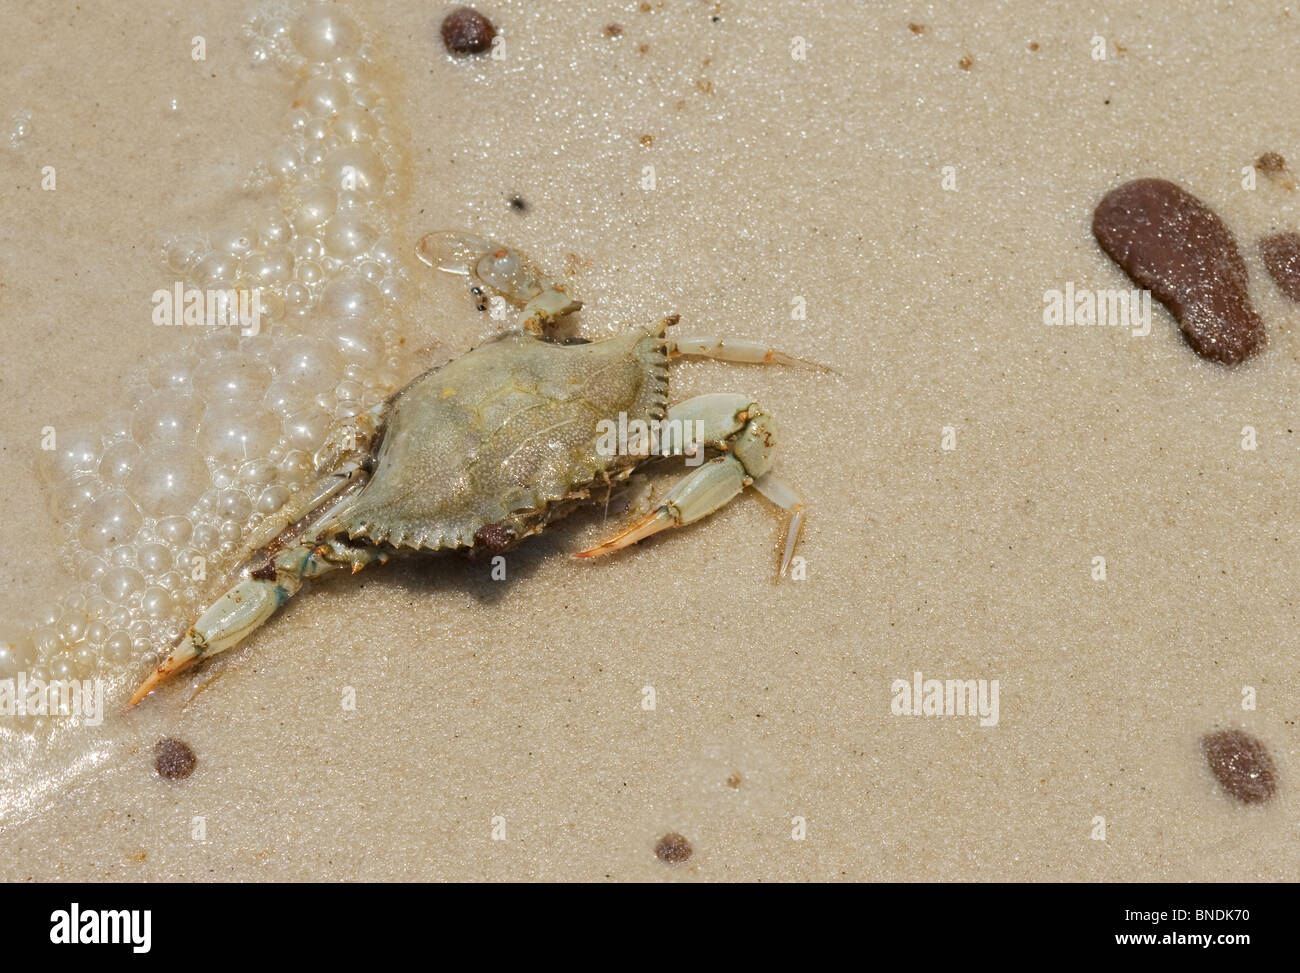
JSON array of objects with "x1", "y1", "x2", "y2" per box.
[
  {"x1": 441, "y1": 7, "x2": 497, "y2": 56},
  {"x1": 154, "y1": 738, "x2": 196, "y2": 779},
  {"x1": 1201, "y1": 729, "x2": 1277, "y2": 804},
  {"x1": 654, "y1": 832, "x2": 693, "y2": 863}
]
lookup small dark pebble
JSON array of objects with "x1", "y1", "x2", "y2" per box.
[
  {"x1": 1260, "y1": 232, "x2": 1300, "y2": 302},
  {"x1": 154, "y1": 738, "x2": 196, "y2": 779},
  {"x1": 509, "y1": 195, "x2": 528, "y2": 213},
  {"x1": 654, "y1": 832, "x2": 692, "y2": 863},
  {"x1": 1201, "y1": 729, "x2": 1277, "y2": 804},
  {"x1": 1092, "y1": 178, "x2": 1266, "y2": 364},
  {"x1": 441, "y1": 7, "x2": 496, "y2": 56}
]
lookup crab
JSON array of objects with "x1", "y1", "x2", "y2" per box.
[{"x1": 127, "y1": 232, "x2": 809, "y2": 707}]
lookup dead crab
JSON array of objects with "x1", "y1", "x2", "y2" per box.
[{"x1": 128, "y1": 232, "x2": 809, "y2": 706}]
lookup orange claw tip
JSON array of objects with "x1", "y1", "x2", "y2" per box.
[
  {"x1": 570, "y1": 538, "x2": 620, "y2": 559},
  {"x1": 125, "y1": 654, "x2": 199, "y2": 709},
  {"x1": 126, "y1": 670, "x2": 164, "y2": 709},
  {"x1": 570, "y1": 508, "x2": 673, "y2": 560}
]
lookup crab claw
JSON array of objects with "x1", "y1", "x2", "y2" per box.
[
  {"x1": 126, "y1": 576, "x2": 290, "y2": 708},
  {"x1": 127, "y1": 640, "x2": 204, "y2": 708},
  {"x1": 574, "y1": 448, "x2": 752, "y2": 560},
  {"x1": 571, "y1": 505, "x2": 679, "y2": 559}
]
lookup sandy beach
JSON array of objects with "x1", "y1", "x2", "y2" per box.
[{"x1": 1, "y1": 0, "x2": 1297, "y2": 881}]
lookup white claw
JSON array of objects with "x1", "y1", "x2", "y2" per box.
[
  {"x1": 752, "y1": 473, "x2": 806, "y2": 579},
  {"x1": 127, "y1": 578, "x2": 288, "y2": 707}
]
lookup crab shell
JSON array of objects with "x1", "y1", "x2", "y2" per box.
[{"x1": 326, "y1": 322, "x2": 670, "y2": 552}]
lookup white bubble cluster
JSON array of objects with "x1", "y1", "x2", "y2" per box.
[
  {"x1": 7, "y1": 109, "x2": 33, "y2": 149},
  {"x1": 2, "y1": 4, "x2": 426, "y2": 705}
]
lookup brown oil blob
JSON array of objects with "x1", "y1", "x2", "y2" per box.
[
  {"x1": 441, "y1": 7, "x2": 496, "y2": 56},
  {"x1": 958, "y1": 54, "x2": 974, "y2": 70},
  {"x1": 1260, "y1": 232, "x2": 1300, "y2": 302},
  {"x1": 654, "y1": 832, "x2": 692, "y2": 863},
  {"x1": 1093, "y1": 178, "x2": 1266, "y2": 364},
  {"x1": 155, "y1": 738, "x2": 196, "y2": 779},
  {"x1": 1201, "y1": 729, "x2": 1277, "y2": 804}
]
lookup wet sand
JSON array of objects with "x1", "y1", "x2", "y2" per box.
[{"x1": 1, "y1": 0, "x2": 1297, "y2": 880}]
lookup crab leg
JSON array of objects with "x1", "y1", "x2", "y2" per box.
[
  {"x1": 573, "y1": 393, "x2": 805, "y2": 578},
  {"x1": 667, "y1": 334, "x2": 831, "y2": 371},
  {"x1": 416, "y1": 231, "x2": 582, "y2": 334},
  {"x1": 127, "y1": 534, "x2": 385, "y2": 708}
]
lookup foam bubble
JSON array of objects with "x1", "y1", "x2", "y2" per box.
[
  {"x1": 290, "y1": 3, "x2": 360, "y2": 62},
  {"x1": 7, "y1": 109, "x2": 33, "y2": 149},
  {"x1": 78, "y1": 492, "x2": 144, "y2": 553},
  {"x1": 126, "y1": 445, "x2": 209, "y2": 516},
  {"x1": 199, "y1": 401, "x2": 284, "y2": 464},
  {"x1": 131, "y1": 390, "x2": 202, "y2": 446}
]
